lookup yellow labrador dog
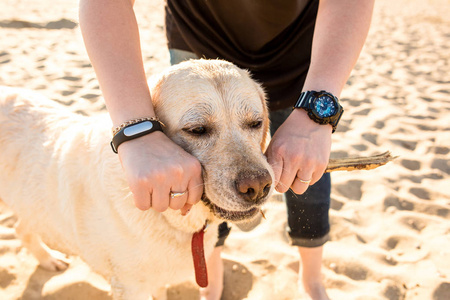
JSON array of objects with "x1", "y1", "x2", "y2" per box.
[{"x1": 0, "y1": 59, "x2": 274, "y2": 299}]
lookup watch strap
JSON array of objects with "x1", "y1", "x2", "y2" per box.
[
  {"x1": 110, "y1": 120, "x2": 163, "y2": 153},
  {"x1": 329, "y1": 109, "x2": 344, "y2": 133},
  {"x1": 294, "y1": 91, "x2": 315, "y2": 109}
]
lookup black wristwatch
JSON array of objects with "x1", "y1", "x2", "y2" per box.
[
  {"x1": 110, "y1": 120, "x2": 163, "y2": 153},
  {"x1": 293, "y1": 90, "x2": 344, "y2": 133}
]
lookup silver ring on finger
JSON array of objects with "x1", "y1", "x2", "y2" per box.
[
  {"x1": 170, "y1": 191, "x2": 187, "y2": 199},
  {"x1": 296, "y1": 177, "x2": 312, "y2": 185}
]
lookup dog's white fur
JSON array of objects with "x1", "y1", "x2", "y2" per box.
[{"x1": 0, "y1": 59, "x2": 274, "y2": 299}]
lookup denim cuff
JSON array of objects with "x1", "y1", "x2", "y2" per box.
[{"x1": 287, "y1": 232, "x2": 330, "y2": 248}]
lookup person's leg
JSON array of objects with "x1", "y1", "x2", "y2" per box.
[
  {"x1": 200, "y1": 246, "x2": 224, "y2": 300},
  {"x1": 298, "y1": 246, "x2": 329, "y2": 300},
  {"x1": 284, "y1": 174, "x2": 331, "y2": 300},
  {"x1": 170, "y1": 50, "x2": 226, "y2": 300},
  {"x1": 270, "y1": 108, "x2": 330, "y2": 300}
]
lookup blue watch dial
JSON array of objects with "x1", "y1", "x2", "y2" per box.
[{"x1": 314, "y1": 96, "x2": 337, "y2": 118}]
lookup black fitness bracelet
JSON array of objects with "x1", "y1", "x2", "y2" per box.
[{"x1": 110, "y1": 120, "x2": 163, "y2": 153}]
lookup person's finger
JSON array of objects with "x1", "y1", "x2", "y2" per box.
[
  {"x1": 130, "y1": 185, "x2": 152, "y2": 211},
  {"x1": 266, "y1": 149, "x2": 283, "y2": 192},
  {"x1": 180, "y1": 203, "x2": 193, "y2": 216},
  {"x1": 186, "y1": 161, "x2": 203, "y2": 206},
  {"x1": 275, "y1": 158, "x2": 297, "y2": 193},
  {"x1": 290, "y1": 171, "x2": 313, "y2": 194},
  {"x1": 310, "y1": 162, "x2": 328, "y2": 185},
  {"x1": 272, "y1": 161, "x2": 284, "y2": 191},
  {"x1": 151, "y1": 185, "x2": 170, "y2": 212},
  {"x1": 186, "y1": 181, "x2": 203, "y2": 206}
]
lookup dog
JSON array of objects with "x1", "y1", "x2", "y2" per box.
[{"x1": 0, "y1": 59, "x2": 274, "y2": 299}]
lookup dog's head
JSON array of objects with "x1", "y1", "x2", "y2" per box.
[{"x1": 150, "y1": 59, "x2": 274, "y2": 223}]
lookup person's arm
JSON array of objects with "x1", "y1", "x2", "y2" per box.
[
  {"x1": 79, "y1": 0, "x2": 203, "y2": 212},
  {"x1": 266, "y1": 0, "x2": 375, "y2": 194},
  {"x1": 79, "y1": 0, "x2": 153, "y2": 124}
]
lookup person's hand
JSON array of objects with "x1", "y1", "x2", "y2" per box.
[
  {"x1": 265, "y1": 109, "x2": 332, "y2": 195},
  {"x1": 117, "y1": 131, "x2": 203, "y2": 214}
]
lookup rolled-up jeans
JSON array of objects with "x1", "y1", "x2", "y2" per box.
[{"x1": 169, "y1": 49, "x2": 330, "y2": 247}]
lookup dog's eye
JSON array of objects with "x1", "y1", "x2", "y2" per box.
[
  {"x1": 248, "y1": 120, "x2": 263, "y2": 129},
  {"x1": 185, "y1": 126, "x2": 208, "y2": 136}
]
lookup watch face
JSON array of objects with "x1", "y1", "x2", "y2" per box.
[{"x1": 314, "y1": 95, "x2": 337, "y2": 118}]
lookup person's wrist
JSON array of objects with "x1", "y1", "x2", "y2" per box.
[
  {"x1": 290, "y1": 108, "x2": 333, "y2": 133},
  {"x1": 301, "y1": 79, "x2": 343, "y2": 98},
  {"x1": 111, "y1": 119, "x2": 164, "y2": 153},
  {"x1": 111, "y1": 112, "x2": 157, "y2": 128},
  {"x1": 106, "y1": 96, "x2": 157, "y2": 128},
  {"x1": 116, "y1": 130, "x2": 166, "y2": 155}
]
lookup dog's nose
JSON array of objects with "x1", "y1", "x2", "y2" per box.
[{"x1": 235, "y1": 170, "x2": 272, "y2": 203}]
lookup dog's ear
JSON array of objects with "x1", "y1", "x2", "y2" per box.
[{"x1": 254, "y1": 81, "x2": 270, "y2": 152}]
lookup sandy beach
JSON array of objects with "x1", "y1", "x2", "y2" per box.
[{"x1": 0, "y1": 0, "x2": 449, "y2": 299}]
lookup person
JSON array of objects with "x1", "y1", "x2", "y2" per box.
[{"x1": 78, "y1": 1, "x2": 374, "y2": 299}]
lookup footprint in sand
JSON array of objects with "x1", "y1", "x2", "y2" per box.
[
  {"x1": 383, "y1": 234, "x2": 429, "y2": 263},
  {"x1": 409, "y1": 187, "x2": 431, "y2": 200},
  {"x1": 353, "y1": 107, "x2": 371, "y2": 116},
  {"x1": 0, "y1": 268, "x2": 16, "y2": 289},
  {"x1": 330, "y1": 197, "x2": 345, "y2": 211},
  {"x1": 250, "y1": 259, "x2": 277, "y2": 273},
  {"x1": 400, "y1": 159, "x2": 421, "y2": 171},
  {"x1": 384, "y1": 195, "x2": 413, "y2": 211},
  {"x1": 417, "y1": 124, "x2": 438, "y2": 131},
  {"x1": 380, "y1": 279, "x2": 405, "y2": 300},
  {"x1": 431, "y1": 158, "x2": 450, "y2": 174},
  {"x1": 335, "y1": 119, "x2": 351, "y2": 133},
  {"x1": 403, "y1": 175, "x2": 423, "y2": 183},
  {"x1": 374, "y1": 120, "x2": 385, "y2": 129},
  {"x1": 398, "y1": 215, "x2": 429, "y2": 232},
  {"x1": 410, "y1": 114, "x2": 437, "y2": 121},
  {"x1": 361, "y1": 132, "x2": 378, "y2": 145},
  {"x1": 81, "y1": 94, "x2": 101, "y2": 101},
  {"x1": 0, "y1": 51, "x2": 11, "y2": 64},
  {"x1": 335, "y1": 123, "x2": 350, "y2": 133},
  {"x1": 432, "y1": 146, "x2": 449, "y2": 155},
  {"x1": 384, "y1": 194, "x2": 450, "y2": 217},
  {"x1": 62, "y1": 90, "x2": 76, "y2": 96},
  {"x1": 60, "y1": 76, "x2": 81, "y2": 82},
  {"x1": 423, "y1": 172, "x2": 444, "y2": 180},
  {"x1": 0, "y1": 19, "x2": 77, "y2": 30},
  {"x1": 351, "y1": 144, "x2": 368, "y2": 151},
  {"x1": 389, "y1": 139, "x2": 418, "y2": 151},
  {"x1": 331, "y1": 150, "x2": 349, "y2": 159},
  {"x1": 329, "y1": 259, "x2": 369, "y2": 281},
  {"x1": 222, "y1": 259, "x2": 253, "y2": 300},
  {"x1": 433, "y1": 282, "x2": 450, "y2": 300},
  {"x1": 334, "y1": 180, "x2": 363, "y2": 201}
]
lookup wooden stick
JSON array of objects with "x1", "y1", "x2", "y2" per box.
[{"x1": 325, "y1": 151, "x2": 397, "y2": 173}]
